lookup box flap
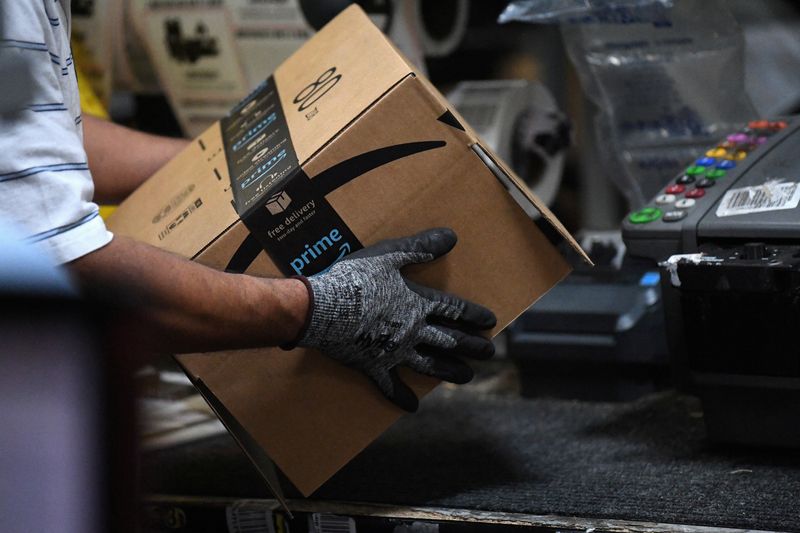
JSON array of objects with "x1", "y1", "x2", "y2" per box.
[
  {"x1": 188, "y1": 376, "x2": 292, "y2": 518},
  {"x1": 472, "y1": 142, "x2": 592, "y2": 265}
]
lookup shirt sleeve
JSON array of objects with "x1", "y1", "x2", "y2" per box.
[{"x1": 0, "y1": 0, "x2": 113, "y2": 264}]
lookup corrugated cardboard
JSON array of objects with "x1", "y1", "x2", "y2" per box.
[{"x1": 108, "y1": 5, "x2": 588, "y2": 498}]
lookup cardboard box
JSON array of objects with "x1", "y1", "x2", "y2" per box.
[{"x1": 108, "y1": 5, "x2": 587, "y2": 501}]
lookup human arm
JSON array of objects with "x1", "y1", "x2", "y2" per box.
[
  {"x1": 68, "y1": 235, "x2": 309, "y2": 354},
  {"x1": 69, "y1": 227, "x2": 495, "y2": 410},
  {"x1": 82, "y1": 115, "x2": 189, "y2": 204}
]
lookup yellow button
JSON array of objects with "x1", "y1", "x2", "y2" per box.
[
  {"x1": 734, "y1": 150, "x2": 747, "y2": 160},
  {"x1": 706, "y1": 148, "x2": 727, "y2": 157}
]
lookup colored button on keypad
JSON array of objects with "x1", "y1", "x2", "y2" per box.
[
  {"x1": 677, "y1": 175, "x2": 696, "y2": 185},
  {"x1": 749, "y1": 120, "x2": 770, "y2": 129},
  {"x1": 722, "y1": 150, "x2": 747, "y2": 161},
  {"x1": 686, "y1": 165, "x2": 706, "y2": 175},
  {"x1": 629, "y1": 207, "x2": 663, "y2": 224},
  {"x1": 695, "y1": 157, "x2": 716, "y2": 166},
  {"x1": 675, "y1": 198, "x2": 696, "y2": 209},
  {"x1": 727, "y1": 133, "x2": 749, "y2": 143},
  {"x1": 686, "y1": 188, "x2": 706, "y2": 199},
  {"x1": 706, "y1": 147, "x2": 727, "y2": 157},
  {"x1": 716, "y1": 160, "x2": 736, "y2": 170},
  {"x1": 706, "y1": 169, "x2": 726, "y2": 179},
  {"x1": 696, "y1": 178, "x2": 715, "y2": 188},
  {"x1": 663, "y1": 210, "x2": 687, "y2": 223},
  {"x1": 665, "y1": 184, "x2": 685, "y2": 194},
  {"x1": 656, "y1": 194, "x2": 676, "y2": 204}
]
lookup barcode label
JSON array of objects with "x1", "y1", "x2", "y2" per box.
[
  {"x1": 716, "y1": 181, "x2": 800, "y2": 217},
  {"x1": 308, "y1": 513, "x2": 356, "y2": 533}
]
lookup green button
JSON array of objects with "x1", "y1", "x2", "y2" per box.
[
  {"x1": 686, "y1": 165, "x2": 706, "y2": 175},
  {"x1": 629, "y1": 207, "x2": 663, "y2": 224},
  {"x1": 706, "y1": 168, "x2": 726, "y2": 179}
]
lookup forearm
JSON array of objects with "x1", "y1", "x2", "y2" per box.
[
  {"x1": 68, "y1": 235, "x2": 309, "y2": 354},
  {"x1": 83, "y1": 115, "x2": 189, "y2": 204}
]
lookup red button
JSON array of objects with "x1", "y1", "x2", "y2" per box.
[
  {"x1": 771, "y1": 120, "x2": 788, "y2": 130},
  {"x1": 686, "y1": 188, "x2": 706, "y2": 199},
  {"x1": 665, "y1": 184, "x2": 685, "y2": 194},
  {"x1": 749, "y1": 120, "x2": 770, "y2": 129}
]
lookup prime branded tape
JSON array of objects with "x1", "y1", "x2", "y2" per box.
[{"x1": 220, "y1": 76, "x2": 447, "y2": 276}]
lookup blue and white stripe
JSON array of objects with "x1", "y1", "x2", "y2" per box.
[
  {"x1": 29, "y1": 102, "x2": 68, "y2": 112},
  {"x1": 0, "y1": 38, "x2": 48, "y2": 52},
  {"x1": 42, "y1": 0, "x2": 60, "y2": 26},
  {"x1": 26, "y1": 210, "x2": 100, "y2": 244},
  {"x1": 0, "y1": 162, "x2": 90, "y2": 183}
]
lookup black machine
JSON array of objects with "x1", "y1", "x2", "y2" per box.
[
  {"x1": 622, "y1": 118, "x2": 800, "y2": 447},
  {"x1": 507, "y1": 239, "x2": 670, "y2": 402}
]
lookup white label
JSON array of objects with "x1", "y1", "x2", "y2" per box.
[
  {"x1": 309, "y1": 513, "x2": 356, "y2": 533},
  {"x1": 716, "y1": 181, "x2": 800, "y2": 217}
]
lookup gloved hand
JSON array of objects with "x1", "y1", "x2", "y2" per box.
[{"x1": 292, "y1": 228, "x2": 497, "y2": 412}]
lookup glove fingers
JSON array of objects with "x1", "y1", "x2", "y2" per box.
[
  {"x1": 406, "y1": 281, "x2": 497, "y2": 330},
  {"x1": 417, "y1": 325, "x2": 457, "y2": 350},
  {"x1": 372, "y1": 368, "x2": 420, "y2": 413},
  {"x1": 348, "y1": 228, "x2": 457, "y2": 266},
  {"x1": 409, "y1": 351, "x2": 474, "y2": 384},
  {"x1": 419, "y1": 325, "x2": 495, "y2": 360}
]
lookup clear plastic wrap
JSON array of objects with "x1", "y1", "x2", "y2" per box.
[
  {"x1": 500, "y1": 0, "x2": 756, "y2": 208},
  {"x1": 499, "y1": 0, "x2": 673, "y2": 25}
]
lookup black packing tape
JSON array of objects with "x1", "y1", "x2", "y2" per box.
[
  {"x1": 222, "y1": 76, "x2": 446, "y2": 276},
  {"x1": 237, "y1": 169, "x2": 363, "y2": 277}
]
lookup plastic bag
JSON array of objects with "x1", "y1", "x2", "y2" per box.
[
  {"x1": 499, "y1": 0, "x2": 673, "y2": 25},
  {"x1": 500, "y1": 0, "x2": 756, "y2": 208}
]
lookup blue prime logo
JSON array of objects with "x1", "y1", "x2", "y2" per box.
[
  {"x1": 232, "y1": 112, "x2": 276, "y2": 152},
  {"x1": 240, "y1": 149, "x2": 287, "y2": 189},
  {"x1": 290, "y1": 228, "x2": 351, "y2": 275}
]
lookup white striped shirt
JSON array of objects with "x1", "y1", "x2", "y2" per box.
[{"x1": 0, "y1": 0, "x2": 112, "y2": 264}]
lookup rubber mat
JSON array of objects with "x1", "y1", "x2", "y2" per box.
[{"x1": 141, "y1": 390, "x2": 800, "y2": 531}]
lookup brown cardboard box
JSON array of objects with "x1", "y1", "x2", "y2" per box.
[{"x1": 108, "y1": 5, "x2": 588, "y2": 499}]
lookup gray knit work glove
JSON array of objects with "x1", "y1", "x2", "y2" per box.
[{"x1": 293, "y1": 228, "x2": 497, "y2": 412}]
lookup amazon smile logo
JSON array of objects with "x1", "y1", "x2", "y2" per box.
[{"x1": 225, "y1": 140, "x2": 447, "y2": 276}]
